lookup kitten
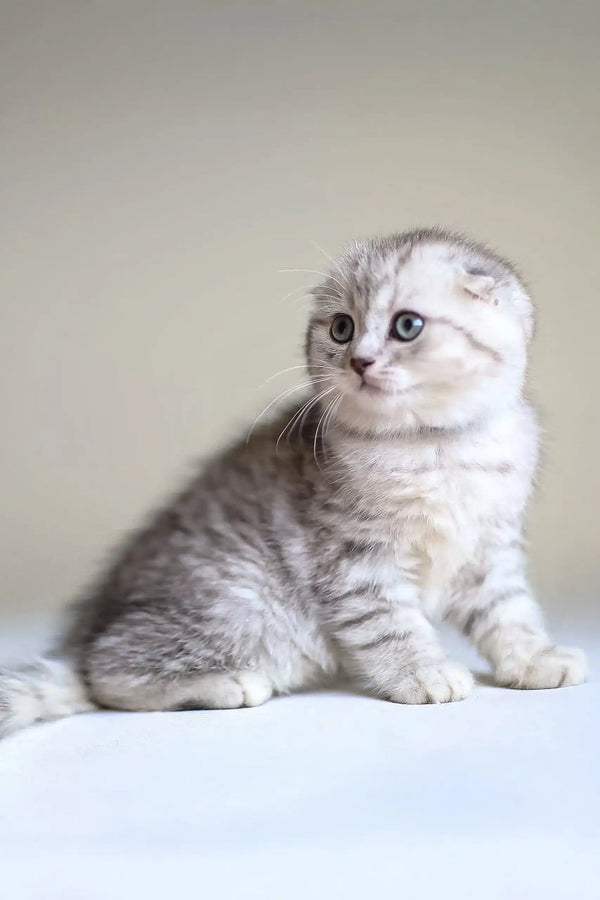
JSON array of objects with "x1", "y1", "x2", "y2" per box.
[{"x1": 0, "y1": 227, "x2": 587, "y2": 736}]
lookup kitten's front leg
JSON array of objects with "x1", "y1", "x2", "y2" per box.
[
  {"x1": 447, "y1": 536, "x2": 588, "y2": 689},
  {"x1": 323, "y1": 566, "x2": 473, "y2": 704}
]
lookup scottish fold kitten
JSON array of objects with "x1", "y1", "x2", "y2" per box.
[{"x1": 0, "y1": 228, "x2": 587, "y2": 735}]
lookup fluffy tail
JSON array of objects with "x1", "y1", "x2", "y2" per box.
[{"x1": 0, "y1": 657, "x2": 95, "y2": 738}]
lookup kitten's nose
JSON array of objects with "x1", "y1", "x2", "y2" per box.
[{"x1": 350, "y1": 357, "x2": 375, "y2": 376}]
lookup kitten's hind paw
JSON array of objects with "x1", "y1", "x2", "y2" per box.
[
  {"x1": 178, "y1": 672, "x2": 273, "y2": 710},
  {"x1": 495, "y1": 645, "x2": 588, "y2": 690},
  {"x1": 387, "y1": 659, "x2": 474, "y2": 704}
]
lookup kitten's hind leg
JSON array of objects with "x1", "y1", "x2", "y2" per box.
[{"x1": 91, "y1": 671, "x2": 273, "y2": 712}]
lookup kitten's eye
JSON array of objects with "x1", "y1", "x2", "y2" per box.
[
  {"x1": 391, "y1": 311, "x2": 425, "y2": 342},
  {"x1": 330, "y1": 314, "x2": 355, "y2": 344}
]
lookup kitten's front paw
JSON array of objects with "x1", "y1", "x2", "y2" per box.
[
  {"x1": 387, "y1": 659, "x2": 473, "y2": 704},
  {"x1": 495, "y1": 645, "x2": 588, "y2": 690}
]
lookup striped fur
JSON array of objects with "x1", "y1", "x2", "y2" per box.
[{"x1": 0, "y1": 228, "x2": 586, "y2": 735}]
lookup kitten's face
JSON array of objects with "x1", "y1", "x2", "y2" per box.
[{"x1": 306, "y1": 236, "x2": 533, "y2": 433}]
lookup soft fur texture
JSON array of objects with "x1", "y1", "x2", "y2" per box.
[{"x1": 0, "y1": 227, "x2": 587, "y2": 736}]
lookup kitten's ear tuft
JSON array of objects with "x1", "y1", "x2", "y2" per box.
[{"x1": 458, "y1": 267, "x2": 498, "y2": 305}]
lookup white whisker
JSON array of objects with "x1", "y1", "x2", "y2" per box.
[
  {"x1": 246, "y1": 379, "x2": 332, "y2": 443},
  {"x1": 263, "y1": 364, "x2": 337, "y2": 384},
  {"x1": 314, "y1": 393, "x2": 340, "y2": 471},
  {"x1": 277, "y1": 285, "x2": 311, "y2": 304},
  {"x1": 299, "y1": 386, "x2": 338, "y2": 444},
  {"x1": 313, "y1": 390, "x2": 341, "y2": 473},
  {"x1": 310, "y1": 241, "x2": 353, "y2": 291},
  {"x1": 310, "y1": 240, "x2": 337, "y2": 268},
  {"x1": 312, "y1": 293, "x2": 346, "y2": 306},
  {"x1": 320, "y1": 393, "x2": 344, "y2": 468},
  {"x1": 279, "y1": 268, "x2": 348, "y2": 296},
  {"x1": 275, "y1": 385, "x2": 336, "y2": 453}
]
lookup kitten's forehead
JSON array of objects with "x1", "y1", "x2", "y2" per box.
[{"x1": 342, "y1": 241, "x2": 459, "y2": 315}]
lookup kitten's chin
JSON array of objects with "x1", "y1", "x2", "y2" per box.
[
  {"x1": 332, "y1": 384, "x2": 501, "y2": 435},
  {"x1": 333, "y1": 390, "x2": 425, "y2": 433}
]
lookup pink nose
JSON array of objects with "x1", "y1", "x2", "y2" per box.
[{"x1": 350, "y1": 357, "x2": 375, "y2": 376}]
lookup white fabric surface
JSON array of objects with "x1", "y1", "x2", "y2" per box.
[{"x1": 0, "y1": 618, "x2": 598, "y2": 899}]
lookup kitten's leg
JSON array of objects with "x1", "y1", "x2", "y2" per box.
[
  {"x1": 90, "y1": 670, "x2": 273, "y2": 712},
  {"x1": 324, "y1": 567, "x2": 473, "y2": 704},
  {"x1": 447, "y1": 535, "x2": 587, "y2": 689}
]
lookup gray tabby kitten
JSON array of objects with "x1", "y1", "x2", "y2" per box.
[{"x1": 0, "y1": 228, "x2": 587, "y2": 736}]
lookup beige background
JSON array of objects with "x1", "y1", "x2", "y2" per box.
[{"x1": 1, "y1": 0, "x2": 598, "y2": 620}]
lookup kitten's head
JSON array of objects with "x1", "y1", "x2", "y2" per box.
[{"x1": 306, "y1": 228, "x2": 533, "y2": 433}]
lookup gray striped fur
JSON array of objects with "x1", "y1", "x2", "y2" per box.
[{"x1": 0, "y1": 228, "x2": 587, "y2": 735}]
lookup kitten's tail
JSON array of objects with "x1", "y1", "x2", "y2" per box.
[{"x1": 0, "y1": 657, "x2": 95, "y2": 738}]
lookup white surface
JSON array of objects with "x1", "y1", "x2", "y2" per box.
[{"x1": 0, "y1": 620, "x2": 598, "y2": 900}]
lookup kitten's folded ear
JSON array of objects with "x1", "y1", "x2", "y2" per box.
[{"x1": 457, "y1": 266, "x2": 498, "y2": 305}]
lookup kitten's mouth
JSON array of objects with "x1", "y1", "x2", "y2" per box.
[
  {"x1": 358, "y1": 379, "x2": 396, "y2": 397},
  {"x1": 356, "y1": 378, "x2": 420, "y2": 398}
]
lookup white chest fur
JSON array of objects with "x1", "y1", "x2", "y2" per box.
[{"x1": 332, "y1": 404, "x2": 537, "y2": 611}]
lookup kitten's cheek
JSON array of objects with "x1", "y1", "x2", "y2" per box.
[
  {"x1": 338, "y1": 376, "x2": 357, "y2": 395},
  {"x1": 394, "y1": 371, "x2": 416, "y2": 392}
]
